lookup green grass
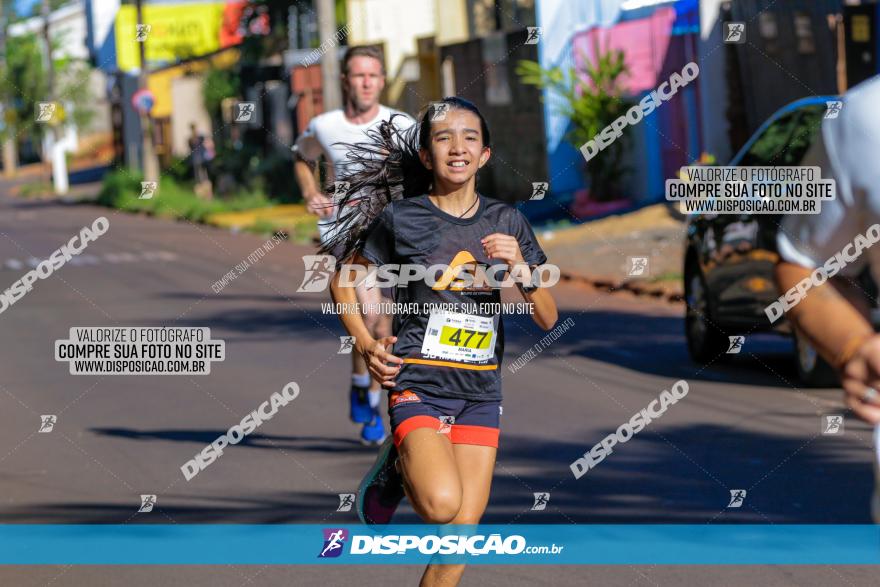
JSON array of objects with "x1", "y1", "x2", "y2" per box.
[
  {"x1": 96, "y1": 170, "x2": 273, "y2": 223},
  {"x1": 247, "y1": 218, "x2": 278, "y2": 235},
  {"x1": 18, "y1": 181, "x2": 54, "y2": 198},
  {"x1": 649, "y1": 271, "x2": 683, "y2": 283}
]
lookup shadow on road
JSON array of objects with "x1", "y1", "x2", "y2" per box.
[
  {"x1": 0, "y1": 490, "x2": 364, "y2": 525},
  {"x1": 504, "y1": 309, "x2": 820, "y2": 390},
  {"x1": 4, "y1": 424, "x2": 871, "y2": 524},
  {"x1": 149, "y1": 303, "x2": 804, "y2": 390},
  {"x1": 91, "y1": 427, "x2": 375, "y2": 454},
  {"x1": 473, "y1": 425, "x2": 873, "y2": 525},
  {"x1": 163, "y1": 304, "x2": 341, "y2": 340}
]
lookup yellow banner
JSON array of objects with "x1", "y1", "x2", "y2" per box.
[{"x1": 115, "y1": 2, "x2": 227, "y2": 72}]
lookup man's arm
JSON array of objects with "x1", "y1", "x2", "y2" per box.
[
  {"x1": 294, "y1": 156, "x2": 334, "y2": 218},
  {"x1": 775, "y1": 261, "x2": 880, "y2": 422}
]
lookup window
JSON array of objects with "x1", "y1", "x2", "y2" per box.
[
  {"x1": 758, "y1": 12, "x2": 779, "y2": 39},
  {"x1": 794, "y1": 12, "x2": 816, "y2": 54},
  {"x1": 759, "y1": 12, "x2": 779, "y2": 54},
  {"x1": 852, "y1": 15, "x2": 871, "y2": 43}
]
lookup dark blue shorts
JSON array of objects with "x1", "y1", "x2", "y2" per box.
[{"x1": 388, "y1": 389, "x2": 501, "y2": 448}]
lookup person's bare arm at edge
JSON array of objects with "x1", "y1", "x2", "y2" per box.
[
  {"x1": 775, "y1": 261, "x2": 880, "y2": 422},
  {"x1": 329, "y1": 253, "x2": 404, "y2": 388},
  {"x1": 294, "y1": 155, "x2": 334, "y2": 218}
]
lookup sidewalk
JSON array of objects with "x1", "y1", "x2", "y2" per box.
[
  {"x1": 4, "y1": 162, "x2": 108, "y2": 202},
  {"x1": 536, "y1": 204, "x2": 686, "y2": 301}
]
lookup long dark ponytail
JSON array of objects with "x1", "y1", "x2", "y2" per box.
[{"x1": 319, "y1": 96, "x2": 491, "y2": 261}]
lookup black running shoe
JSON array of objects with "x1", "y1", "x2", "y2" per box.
[{"x1": 357, "y1": 437, "x2": 405, "y2": 525}]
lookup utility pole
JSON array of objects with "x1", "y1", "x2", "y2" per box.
[
  {"x1": 0, "y1": 0, "x2": 17, "y2": 177},
  {"x1": 316, "y1": 0, "x2": 341, "y2": 110},
  {"x1": 42, "y1": 0, "x2": 67, "y2": 194},
  {"x1": 135, "y1": 0, "x2": 158, "y2": 182}
]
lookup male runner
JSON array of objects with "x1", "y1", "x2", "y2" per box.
[
  {"x1": 293, "y1": 45, "x2": 414, "y2": 444},
  {"x1": 774, "y1": 75, "x2": 880, "y2": 520}
]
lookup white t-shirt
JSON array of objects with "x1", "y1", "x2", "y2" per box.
[
  {"x1": 777, "y1": 76, "x2": 880, "y2": 277},
  {"x1": 294, "y1": 105, "x2": 415, "y2": 184}
]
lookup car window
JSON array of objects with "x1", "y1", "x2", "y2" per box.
[
  {"x1": 776, "y1": 105, "x2": 824, "y2": 166},
  {"x1": 739, "y1": 111, "x2": 800, "y2": 166},
  {"x1": 738, "y1": 104, "x2": 825, "y2": 166}
]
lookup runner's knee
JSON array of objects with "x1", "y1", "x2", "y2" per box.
[
  {"x1": 451, "y1": 508, "x2": 485, "y2": 525},
  {"x1": 417, "y1": 487, "x2": 461, "y2": 524}
]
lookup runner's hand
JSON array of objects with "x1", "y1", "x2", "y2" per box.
[
  {"x1": 358, "y1": 336, "x2": 404, "y2": 388},
  {"x1": 841, "y1": 335, "x2": 880, "y2": 424},
  {"x1": 481, "y1": 233, "x2": 524, "y2": 267},
  {"x1": 306, "y1": 192, "x2": 335, "y2": 218}
]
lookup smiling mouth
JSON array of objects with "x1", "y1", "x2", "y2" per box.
[{"x1": 448, "y1": 161, "x2": 469, "y2": 168}]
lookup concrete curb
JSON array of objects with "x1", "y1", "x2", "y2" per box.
[{"x1": 558, "y1": 270, "x2": 684, "y2": 304}]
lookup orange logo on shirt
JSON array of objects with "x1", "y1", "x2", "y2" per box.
[
  {"x1": 432, "y1": 250, "x2": 492, "y2": 292},
  {"x1": 390, "y1": 389, "x2": 421, "y2": 407}
]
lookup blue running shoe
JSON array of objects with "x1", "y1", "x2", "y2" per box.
[
  {"x1": 360, "y1": 408, "x2": 386, "y2": 445},
  {"x1": 349, "y1": 385, "x2": 372, "y2": 424},
  {"x1": 357, "y1": 437, "x2": 404, "y2": 525}
]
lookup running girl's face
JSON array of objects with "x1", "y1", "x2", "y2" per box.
[
  {"x1": 419, "y1": 109, "x2": 491, "y2": 189},
  {"x1": 343, "y1": 56, "x2": 385, "y2": 112}
]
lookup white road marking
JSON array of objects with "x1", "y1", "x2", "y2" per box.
[{"x1": 1, "y1": 251, "x2": 177, "y2": 270}]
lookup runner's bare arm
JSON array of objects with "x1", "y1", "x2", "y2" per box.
[
  {"x1": 519, "y1": 286, "x2": 557, "y2": 331},
  {"x1": 775, "y1": 261, "x2": 880, "y2": 423},
  {"x1": 329, "y1": 253, "x2": 404, "y2": 387}
]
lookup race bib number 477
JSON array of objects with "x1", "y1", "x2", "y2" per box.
[{"x1": 421, "y1": 311, "x2": 495, "y2": 364}]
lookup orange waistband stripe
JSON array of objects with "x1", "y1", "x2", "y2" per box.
[{"x1": 403, "y1": 358, "x2": 497, "y2": 371}]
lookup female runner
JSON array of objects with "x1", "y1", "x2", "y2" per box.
[{"x1": 325, "y1": 96, "x2": 557, "y2": 586}]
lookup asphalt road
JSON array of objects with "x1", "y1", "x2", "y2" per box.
[{"x1": 1, "y1": 185, "x2": 877, "y2": 585}]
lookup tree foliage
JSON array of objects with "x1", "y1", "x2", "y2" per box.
[
  {"x1": 517, "y1": 42, "x2": 633, "y2": 201},
  {"x1": 202, "y1": 67, "x2": 239, "y2": 119},
  {"x1": 0, "y1": 30, "x2": 95, "y2": 142}
]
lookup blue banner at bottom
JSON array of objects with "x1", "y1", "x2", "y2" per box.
[{"x1": 2, "y1": 525, "x2": 880, "y2": 565}]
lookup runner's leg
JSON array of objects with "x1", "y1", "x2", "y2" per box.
[
  {"x1": 398, "y1": 427, "x2": 462, "y2": 524},
  {"x1": 419, "y1": 444, "x2": 496, "y2": 587}
]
